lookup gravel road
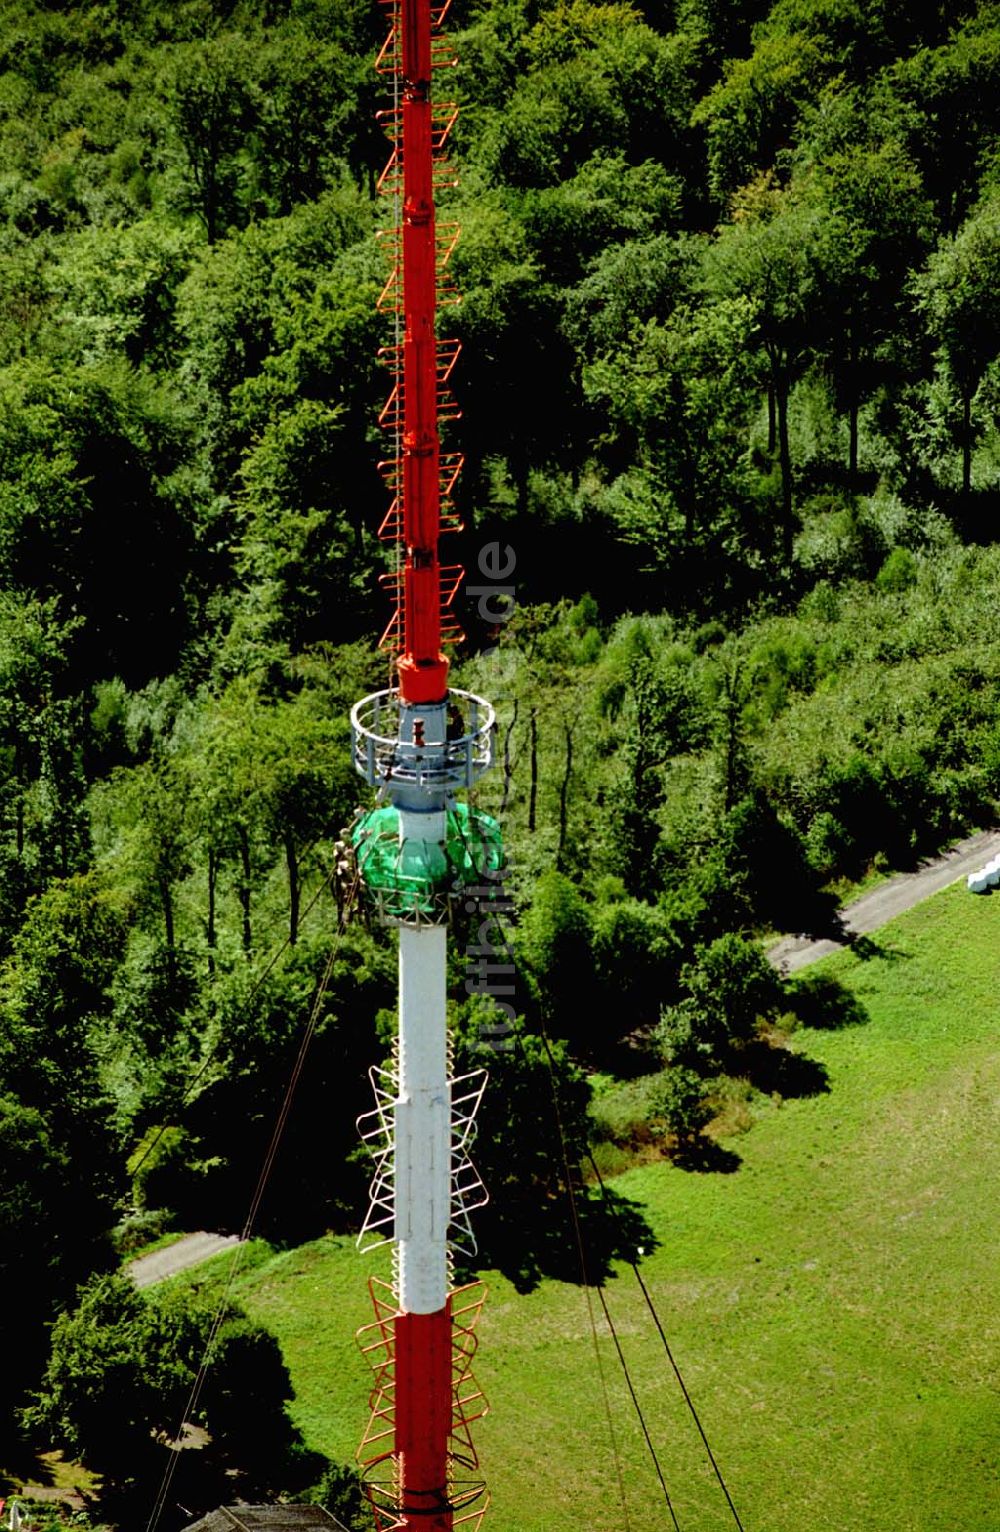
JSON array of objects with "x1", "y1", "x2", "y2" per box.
[
  {"x1": 768, "y1": 826, "x2": 1000, "y2": 974},
  {"x1": 128, "y1": 1230, "x2": 240, "y2": 1288}
]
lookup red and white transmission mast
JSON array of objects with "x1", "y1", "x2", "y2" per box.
[{"x1": 348, "y1": 3, "x2": 502, "y2": 1530}]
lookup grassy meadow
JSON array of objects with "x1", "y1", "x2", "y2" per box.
[{"x1": 180, "y1": 882, "x2": 1000, "y2": 1532}]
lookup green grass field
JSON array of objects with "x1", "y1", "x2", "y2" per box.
[{"x1": 187, "y1": 883, "x2": 1000, "y2": 1532}]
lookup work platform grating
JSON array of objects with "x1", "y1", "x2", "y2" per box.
[{"x1": 183, "y1": 1509, "x2": 349, "y2": 1532}]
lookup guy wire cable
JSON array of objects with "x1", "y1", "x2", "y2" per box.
[
  {"x1": 143, "y1": 875, "x2": 359, "y2": 1532},
  {"x1": 475, "y1": 902, "x2": 708, "y2": 1532},
  {"x1": 585, "y1": 1147, "x2": 748, "y2": 1532},
  {"x1": 538, "y1": 1018, "x2": 635, "y2": 1532},
  {"x1": 460, "y1": 902, "x2": 682, "y2": 1526},
  {"x1": 468, "y1": 911, "x2": 636, "y2": 1528},
  {"x1": 129, "y1": 844, "x2": 338, "y2": 1182},
  {"x1": 533, "y1": 1007, "x2": 681, "y2": 1532},
  {"x1": 593, "y1": 1278, "x2": 683, "y2": 1532}
]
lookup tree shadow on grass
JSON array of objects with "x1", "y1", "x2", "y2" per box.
[
  {"x1": 0, "y1": 1442, "x2": 59, "y2": 1497},
  {"x1": 672, "y1": 1136, "x2": 741, "y2": 1173},
  {"x1": 739, "y1": 1039, "x2": 830, "y2": 1099},
  {"x1": 463, "y1": 1181, "x2": 658, "y2": 1295},
  {"x1": 786, "y1": 972, "x2": 871, "y2": 1030},
  {"x1": 848, "y1": 932, "x2": 904, "y2": 963},
  {"x1": 599, "y1": 1031, "x2": 663, "y2": 1080},
  {"x1": 89, "y1": 1432, "x2": 326, "y2": 1532}
]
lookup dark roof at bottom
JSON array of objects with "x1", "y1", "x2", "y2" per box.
[{"x1": 183, "y1": 1508, "x2": 349, "y2": 1532}]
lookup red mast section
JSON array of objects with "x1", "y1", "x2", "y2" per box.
[
  {"x1": 399, "y1": 0, "x2": 445, "y2": 705},
  {"x1": 377, "y1": 0, "x2": 464, "y2": 706}
]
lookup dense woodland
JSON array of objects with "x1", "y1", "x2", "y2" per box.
[{"x1": 1, "y1": 0, "x2": 1000, "y2": 1524}]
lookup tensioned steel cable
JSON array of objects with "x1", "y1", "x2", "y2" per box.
[
  {"x1": 593, "y1": 1278, "x2": 683, "y2": 1532},
  {"x1": 129, "y1": 845, "x2": 337, "y2": 1182},
  {"x1": 531, "y1": 1011, "x2": 682, "y2": 1532},
  {"x1": 476, "y1": 906, "x2": 715, "y2": 1532},
  {"x1": 533, "y1": 1016, "x2": 635, "y2": 1532},
  {"x1": 585, "y1": 1148, "x2": 748, "y2": 1532},
  {"x1": 143, "y1": 878, "x2": 358, "y2": 1532},
  {"x1": 462, "y1": 902, "x2": 634, "y2": 1525}
]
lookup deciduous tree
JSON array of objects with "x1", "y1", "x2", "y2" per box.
[
  {"x1": 705, "y1": 175, "x2": 827, "y2": 558},
  {"x1": 914, "y1": 194, "x2": 1000, "y2": 495}
]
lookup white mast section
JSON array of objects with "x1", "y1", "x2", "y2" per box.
[{"x1": 395, "y1": 923, "x2": 450, "y2": 1314}]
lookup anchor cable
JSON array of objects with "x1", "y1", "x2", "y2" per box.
[
  {"x1": 129, "y1": 848, "x2": 339, "y2": 1182},
  {"x1": 585, "y1": 1148, "x2": 748, "y2": 1532},
  {"x1": 143, "y1": 876, "x2": 359, "y2": 1532}
]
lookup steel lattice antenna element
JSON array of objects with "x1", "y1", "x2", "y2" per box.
[{"x1": 348, "y1": 3, "x2": 502, "y2": 1529}]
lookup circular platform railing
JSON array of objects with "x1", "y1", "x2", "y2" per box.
[{"x1": 351, "y1": 687, "x2": 495, "y2": 792}]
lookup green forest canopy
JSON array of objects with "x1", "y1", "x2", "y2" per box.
[{"x1": 0, "y1": 0, "x2": 999, "y2": 1520}]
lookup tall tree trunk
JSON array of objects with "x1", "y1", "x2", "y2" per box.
[
  {"x1": 718, "y1": 662, "x2": 746, "y2": 816},
  {"x1": 160, "y1": 878, "x2": 176, "y2": 987},
  {"x1": 528, "y1": 708, "x2": 538, "y2": 834},
  {"x1": 556, "y1": 721, "x2": 573, "y2": 870},
  {"x1": 725, "y1": 706, "x2": 739, "y2": 814},
  {"x1": 204, "y1": 172, "x2": 217, "y2": 246},
  {"x1": 206, "y1": 845, "x2": 218, "y2": 975},
  {"x1": 500, "y1": 698, "x2": 519, "y2": 816},
  {"x1": 285, "y1": 829, "x2": 300, "y2": 947},
  {"x1": 202, "y1": 126, "x2": 220, "y2": 245},
  {"x1": 512, "y1": 449, "x2": 529, "y2": 518},
  {"x1": 767, "y1": 383, "x2": 776, "y2": 455},
  {"x1": 14, "y1": 740, "x2": 23, "y2": 860},
  {"x1": 847, "y1": 328, "x2": 859, "y2": 484},
  {"x1": 237, "y1": 822, "x2": 252, "y2": 955},
  {"x1": 774, "y1": 363, "x2": 794, "y2": 562}
]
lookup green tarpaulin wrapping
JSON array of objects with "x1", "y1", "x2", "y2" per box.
[{"x1": 351, "y1": 801, "x2": 503, "y2": 914}]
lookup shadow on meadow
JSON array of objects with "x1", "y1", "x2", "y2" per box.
[
  {"x1": 672, "y1": 1137, "x2": 741, "y2": 1174},
  {"x1": 743, "y1": 1041, "x2": 830, "y2": 1098},
  {"x1": 463, "y1": 1179, "x2": 657, "y2": 1295},
  {"x1": 847, "y1": 932, "x2": 905, "y2": 963},
  {"x1": 787, "y1": 972, "x2": 872, "y2": 1029},
  {"x1": 0, "y1": 1452, "x2": 50, "y2": 1496}
]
